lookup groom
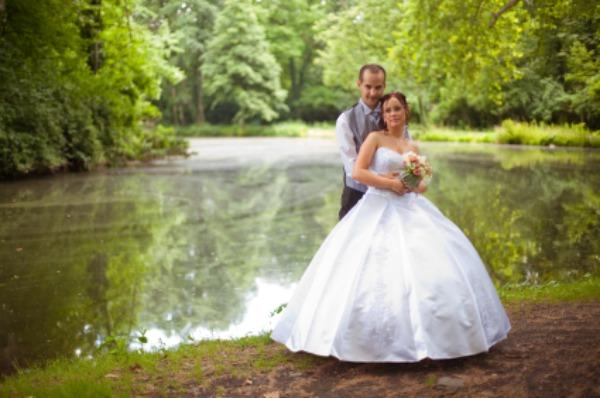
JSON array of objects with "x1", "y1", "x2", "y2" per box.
[{"x1": 335, "y1": 64, "x2": 386, "y2": 220}]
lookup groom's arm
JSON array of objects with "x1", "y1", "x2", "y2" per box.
[{"x1": 335, "y1": 113, "x2": 357, "y2": 180}]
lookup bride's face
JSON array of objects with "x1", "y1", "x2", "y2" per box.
[{"x1": 382, "y1": 97, "x2": 406, "y2": 129}]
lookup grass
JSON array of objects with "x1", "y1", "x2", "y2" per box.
[
  {"x1": 498, "y1": 275, "x2": 600, "y2": 302},
  {"x1": 0, "y1": 334, "x2": 317, "y2": 397},
  {"x1": 2, "y1": 278, "x2": 599, "y2": 396},
  {"x1": 174, "y1": 121, "x2": 309, "y2": 138}
]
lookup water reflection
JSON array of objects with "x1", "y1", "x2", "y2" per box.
[{"x1": 0, "y1": 141, "x2": 598, "y2": 373}]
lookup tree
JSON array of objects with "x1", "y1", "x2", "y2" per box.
[
  {"x1": 201, "y1": 0, "x2": 287, "y2": 128},
  {"x1": 315, "y1": 0, "x2": 427, "y2": 121},
  {"x1": 0, "y1": 0, "x2": 183, "y2": 177},
  {"x1": 257, "y1": 0, "x2": 325, "y2": 113},
  {"x1": 145, "y1": 0, "x2": 218, "y2": 125}
]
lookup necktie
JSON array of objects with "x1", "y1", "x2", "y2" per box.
[{"x1": 367, "y1": 111, "x2": 380, "y2": 132}]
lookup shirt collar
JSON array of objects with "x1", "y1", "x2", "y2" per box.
[{"x1": 358, "y1": 98, "x2": 380, "y2": 115}]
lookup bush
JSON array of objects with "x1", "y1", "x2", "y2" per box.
[
  {"x1": 497, "y1": 120, "x2": 599, "y2": 147},
  {"x1": 292, "y1": 86, "x2": 353, "y2": 122}
]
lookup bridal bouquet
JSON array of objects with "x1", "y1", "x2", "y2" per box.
[{"x1": 400, "y1": 151, "x2": 433, "y2": 190}]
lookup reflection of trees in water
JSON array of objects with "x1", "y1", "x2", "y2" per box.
[
  {"x1": 141, "y1": 166, "x2": 292, "y2": 331},
  {"x1": 426, "y1": 148, "x2": 600, "y2": 284},
  {"x1": 0, "y1": 165, "x2": 340, "y2": 372},
  {"x1": 0, "y1": 175, "x2": 170, "y2": 373},
  {"x1": 519, "y1": 172, "x2": 599, "y2": 282},
  {"x1": 262, "y1": 165, "x2": 340, "y2": 283},
  {"x1": 140, "y1": 164, "x2": 340, "y2": 333}
]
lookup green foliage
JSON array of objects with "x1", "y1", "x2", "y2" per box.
[
  {"x1": 258, "y1": 0, "x2": 325, "y2": 105},
  {"x1": 316, "y1": 0, "x2": 400, "y2": 91},
  {"x1": 316, "y1": 0, "x2": 600, "y2": 130},
  {"x1": 294, "y1": 85, "x2": 354, "y2": 121},
  {"x1": 147, "y1": 0, "x2": 218, "y2": 125},
  {"x1": 412, "y1": 127, "x2": 496, "y2": 143},
  {"x1": 174, "y1": 121, "x2": 307, "y2": 137},
  {"x1": 0, "y1": 0, "x2": 186, "y2": 178},
  {"x1": 202, "y1": 0, "x2": 287, "y2": 126},
  {"x1": 497, "y1": 120, "x2": 599, "y2": 147},
  {"x1": 566, "y1": 40, "x2": 600, "y2": 125}
]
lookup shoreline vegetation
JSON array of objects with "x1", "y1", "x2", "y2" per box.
[
  {"x1": 2, "y1": 120, "x2": 597, "y2": 179},
  {"x1": 2, "y1": 277, "x2": 598, "y2": 397},
  {"x1": 175, "y1": 120, "x2": 600, "y2": 148}
]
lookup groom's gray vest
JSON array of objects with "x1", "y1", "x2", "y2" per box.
[
  {"x1": 342, "y1": 103, "x2": 380, "y2": 192},
  {"x1": 342, "y1": 103, "x2": 412, "y2": 192}
]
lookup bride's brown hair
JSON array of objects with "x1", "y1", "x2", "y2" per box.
[{"x1": 379, "y1": 91, "x2": 410, "y2": 130}]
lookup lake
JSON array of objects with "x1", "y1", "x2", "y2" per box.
[{"x1": 0, "y1": 138, "x2": 598, "y2": 373}]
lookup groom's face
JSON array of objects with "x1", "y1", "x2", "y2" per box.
[{"x1": 357, "y1": 70, "x2": 386, "y2": 110}]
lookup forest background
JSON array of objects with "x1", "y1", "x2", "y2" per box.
[{"x1": 1, "y1": 0, "x2": 598, "y2": 177}]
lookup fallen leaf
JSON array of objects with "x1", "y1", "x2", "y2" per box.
[{"x1": 264, "y1": 392, "x2": 280, "y2": 398}]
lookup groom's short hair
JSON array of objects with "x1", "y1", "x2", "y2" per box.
[{"x1": 358, "y1": 64, "x2": 386, "y2": 82}]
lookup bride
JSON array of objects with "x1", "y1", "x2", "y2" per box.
[{"x1": 271, "y1": 92, "x2": 511, "y2": 362}]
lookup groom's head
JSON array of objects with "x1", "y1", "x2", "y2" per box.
[{"x1": 357, "y1": 64, "x2": 386, "y2": 110}]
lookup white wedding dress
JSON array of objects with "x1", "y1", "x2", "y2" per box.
[{"x1": 271, "y1": 146, "x2": 511, "y2": 362}]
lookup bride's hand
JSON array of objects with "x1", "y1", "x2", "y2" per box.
[
  {"x1": 380, "y1": 171, "x2": 399, "y2": 180},
  {"x1": 383, "y1": 176, "x2": 408, "y2": 195}
]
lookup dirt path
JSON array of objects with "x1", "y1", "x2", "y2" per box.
[{"x1": 182, "y1": 301, "x2": 599, "y2": 398}]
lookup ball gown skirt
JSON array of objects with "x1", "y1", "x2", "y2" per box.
[{"x1": 270, "y1": 147, "x2": 511, "y2": 362}]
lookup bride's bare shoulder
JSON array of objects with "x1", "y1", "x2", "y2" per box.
[{"x1": 365, "y1": 130, "x2": 385, "y2": 143}]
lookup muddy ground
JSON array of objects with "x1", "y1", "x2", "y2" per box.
[{"x1": 140, "y1": 301, "x2": 599, "y2": 397}]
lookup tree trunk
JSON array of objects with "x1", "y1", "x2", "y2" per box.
[
  {"x1": 289, "y1": 58, "x2": 299, "y2": 102},
  {"x1": 297, "y1": 46, "x2": 313, "y2": 101},
  {"x1": 171, "y1": 86, "x2": 181, "y2": 125},
  {"x1": 80, "y1": 0, "x2": 104, "y2": 72},
  {"x1": 193, "y1": 65, "x2": 206, "y2": 124}
]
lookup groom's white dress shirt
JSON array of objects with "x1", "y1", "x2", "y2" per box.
[{"x1": 335, "y1": 99, "x2": 381, "y2": 192}]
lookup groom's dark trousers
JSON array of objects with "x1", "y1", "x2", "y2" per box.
[{"x1": 339, "y1": 174, "x2": 364, "y2": 220}]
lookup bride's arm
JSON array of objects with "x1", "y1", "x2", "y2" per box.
[
  {"x1": 352, "y1": 133, "x2": 407, "y2": 195},
  {"x1": 408, "y1": 142, "x2": 427, "y2": 194}
]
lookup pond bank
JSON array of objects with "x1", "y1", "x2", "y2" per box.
[
  {"x1": 2, "y1": 293, "x2": 599, "y2": 397},
  {"x1": 175, "y1": 120, "x2": 600, "y2": 148}
]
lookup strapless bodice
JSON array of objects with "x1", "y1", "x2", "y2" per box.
[
  {"x1": 366, "y1": 147, "x2": 416, "y2": 200},
  {"x1": 368, "y1": 146, "x2": 407, "y2": 175}
]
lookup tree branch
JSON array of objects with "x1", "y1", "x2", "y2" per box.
[{"x1": 489, "y1": 0, "x2": 521, "y2": 28}]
